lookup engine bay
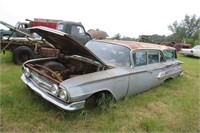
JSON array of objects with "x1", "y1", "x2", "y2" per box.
[{"x1": 25, "y1": 55, "x2": 107, "y2": 83}]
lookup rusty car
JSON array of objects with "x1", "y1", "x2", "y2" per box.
[{"x1": 21, "y1": 27, "x2": 183, "y2": 111}]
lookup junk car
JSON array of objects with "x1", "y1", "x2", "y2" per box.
[
  {"x1": 21, "y1": 27, "x2": 183, "y2": 111},
  {"x1": 179, "y1": 45, "x2": 200, "y2": 58}
]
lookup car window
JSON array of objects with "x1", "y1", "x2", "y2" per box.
[
  {"x1": 133, "y1": 50, "x2": 165, "y2": 66},
  {"x1": 193, "y1": 45, "x2": 200, "y2": 49},
  {"x1": 133, "y1": 51, "x2": 147, "y2": 66},
  {"x1": 163, "y1": 50, "x2": 176, "y2": 60},
  {"x1": 86, "y1": 41, "x2": 131, "y2": 67},
  {"x1": 148, "y1": 50, "x2": 159, "y2": 64}
]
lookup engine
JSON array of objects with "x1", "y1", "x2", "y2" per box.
[{"x1": 24, "y1": 55, "x2": 107, "y2": 82}]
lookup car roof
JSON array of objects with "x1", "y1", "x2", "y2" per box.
[{"x1": 94, "y1": 40, "x2": 175, "y2": 51}]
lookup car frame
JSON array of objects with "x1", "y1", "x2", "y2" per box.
[{"x1": 21, "y1": 27, "x2": 183, "y2": 111}]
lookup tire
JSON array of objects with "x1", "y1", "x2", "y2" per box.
[{"x1": 13, "y1": 46, "x2": 35, "y2": 65}]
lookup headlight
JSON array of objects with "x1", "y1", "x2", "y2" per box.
[
  {"x1": 51, "y1": 84, "x2": 59, "y2": 95},
  {"x1": 24, "y1": 67, "x2": 31, "y2": 77},
  {"x1": 58, "y1": 89, "x2": 68, "y2": 101}
]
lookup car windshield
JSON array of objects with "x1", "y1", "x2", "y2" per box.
[
  {"x1": 86, "y1": 41, "x2": 131, "y2": 67},
  {"x1": 193, "y1": 45, "x2": 200, "y2": 49}
]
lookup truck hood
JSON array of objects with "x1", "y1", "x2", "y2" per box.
[{"x1": 29, "y1": 26, "x2": 106, "y2": 66}]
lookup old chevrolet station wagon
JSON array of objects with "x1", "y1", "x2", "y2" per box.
[{"x1": 21, "y1": 27, "x2": 183, "y2": 111}]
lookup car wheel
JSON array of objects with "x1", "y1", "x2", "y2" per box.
[{"x1": 13, "y1": 46, "x2": 35, "y2": 65}]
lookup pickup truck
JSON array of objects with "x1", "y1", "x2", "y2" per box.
[
  {"x1": 56, "y1": 21, "x2": 91, "y2": 45},
  {"x1": 0, "y1": 19, "x2": 92, "y2": 64}
]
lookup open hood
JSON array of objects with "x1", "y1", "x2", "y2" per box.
[{"x1": 29, "y1": 26, "x2": 106, "y2": 66}]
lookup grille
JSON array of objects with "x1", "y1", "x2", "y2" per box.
[{"x1": 30, "y1": 70, "x2": 54, "y2": 92}]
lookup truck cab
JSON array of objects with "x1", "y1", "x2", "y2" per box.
[
  {"x1": 56, "y1": 21, "x2": 91, "y2": 45},
  {"x1": 0, "y1": 21, "x2": 29, "y2": 38}
]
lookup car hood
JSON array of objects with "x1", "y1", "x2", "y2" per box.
[{"x1": 29, "y1": 26, "x2": 106, "y2": 66}]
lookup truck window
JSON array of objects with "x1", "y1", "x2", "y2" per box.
[
  {"x1": 71, "y1": 25, "x2": 85, "y2": 36},
  {"x1": 57, "y1": 24, "x2": 64, "y2": 31}
]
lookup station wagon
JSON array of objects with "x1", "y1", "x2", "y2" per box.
[{"x1": 21, "y1": 27, "x2": 183, "y2": 111}]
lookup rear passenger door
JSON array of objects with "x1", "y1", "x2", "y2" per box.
[{"x1": 127, "y1": 50, "x2": 166, "y2": 96}]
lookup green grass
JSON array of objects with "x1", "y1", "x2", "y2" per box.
[{"x1": 0, "y1": 52, "x2": 200, "y2": 132}]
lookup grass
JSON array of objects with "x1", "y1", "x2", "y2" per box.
[{"x1": 0, "y1": 52, "x2": 199, "y2": 132}]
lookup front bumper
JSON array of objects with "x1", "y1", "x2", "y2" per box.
[{"x1": 21, "y1": 74, "x2": 85, "y2": 111}]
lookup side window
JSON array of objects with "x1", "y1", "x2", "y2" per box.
[
  {"x1": 163, "y1": 50, "x2": 176, "y2": 60},
  {"x1": 57, "y1": 24, "x2": 64, "y2": 31},
  {"x1": 148, "y1": 50, "x2": 159, "y2": 64},
  {"x1": 18, "y1": 24, "x2": 25, "y2": 29},
  {"x1": 133, "y1": 51, "x2": 147, "y2": 66},
  {"x1": 71, "y1": 26, "x2": 85, "y2": 36},
  {"x1": 77, "y1": 26, "x2": 85, "y2": 35}
]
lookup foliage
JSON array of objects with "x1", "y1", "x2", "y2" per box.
[
  {"x1": 120, "y1": 36, "x2": 138, "y2": 41},
  {"x1": 111, "y1": 33, "x2": 121, "y2": 40},
  {"x1": 139, "y1": 34, "x2": 173, "y2": 44},
  {"x1": 168, "y1": 14, "x2": 200, "y2": 46},
  {"x1": 96, "y1": 92, "x2": 115, "y2": 112},
  {"x1": 110, "y1": 34, "x2": 138, "y2": 41}
]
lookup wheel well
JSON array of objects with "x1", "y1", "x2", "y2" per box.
[
  {"x1": 164, "y1": 77, "x2": 173, "y2": 82},
  {"x1": 85, "y1": 90, "x2": 116, "y2": 109},
  {"x1": 90, "y1": 90, "x2": 116, "y2": 101}
]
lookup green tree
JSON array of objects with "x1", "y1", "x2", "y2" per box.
[
  {"x1": 182, "y1": 14, "x2": 200, "y2": 37},
  {"x1": 168, "y1": 14, "x2": 200, "y2": 46},
  {"x1": 111, "y1": 33, "x2": 121, "y2": 40}
]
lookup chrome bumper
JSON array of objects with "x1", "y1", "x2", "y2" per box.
[{"x1": 21, "y1": 74, "x2": 85, "y2": 111}]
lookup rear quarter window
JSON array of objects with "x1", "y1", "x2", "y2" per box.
[{"x1": 163, "y1": 50, "x2": 177, "y2": 60}]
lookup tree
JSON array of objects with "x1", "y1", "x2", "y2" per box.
[
  {"x1": 182, "y1": 14, "x2": 200, "y2": 37},
  {"x1": 111, "y1": 33, "x2": 121, "y2": 40},
  {"x1": 168, "y1": 14, "x2": 200, "y2": 45}
]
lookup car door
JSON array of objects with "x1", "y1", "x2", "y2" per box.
[{"x1": 127, "y1": 50, "x2": 166, "y2": 96}]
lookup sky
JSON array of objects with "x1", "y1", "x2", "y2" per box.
[{"x1": 0, "y1": 0, "x2": 199, "y2": 38}]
